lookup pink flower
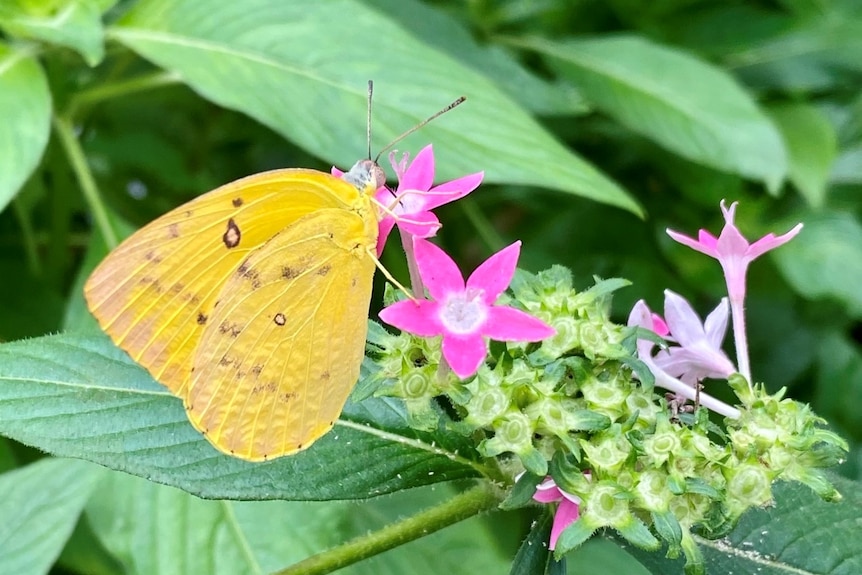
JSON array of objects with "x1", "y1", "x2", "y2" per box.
[
  {"x1": 666, "y1": 200, "x2": 802, "y2": 303},
  {"x1": 333, "y1": 145, "x2": 483, "y2": 255},
  {"x1": 652, "y1": 290, "x2": 735, "y2": 386},
  {"x1": 378, "y1": 238, "x2": 555, "y2": 378},
  {"x1": 628, "y1": 300, "x2": 740, "y2": 419},
  {"x1": 666, "y1": 200, "x2": 802, "y2": 384},
  {"x1": 533, "y1": 477, "x2": 582, "y2": 550}
]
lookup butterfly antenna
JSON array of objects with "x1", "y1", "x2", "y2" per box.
[
  {"x1": 374, "y1": 96, "x2": 466, "y2": 163},
  {"x1": 366, "y1": 80, "x2": 374, "y2": 160}
]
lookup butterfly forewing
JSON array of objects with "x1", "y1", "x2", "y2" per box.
[
  {"x1": 184, "y1": 209, "x2": 377, "y2": 460},
  {"x1": 84, "y1": 169, "x2": 363, "y2": 397}
]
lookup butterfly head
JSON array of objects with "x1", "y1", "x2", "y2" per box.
[{"x1": 341, "y1": 159, "x2": 387, "y2": 196}]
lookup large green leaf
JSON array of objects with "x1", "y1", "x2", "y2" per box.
[
  {"x1": 87, "y1": 470, "x2": 509, "y2": 575},
  {"x1": 773, "y1": 211, "x2": 862, "y2": 318},
  {"x1": 362, "y1": 0, "x2": 587, "y2": 116},
  {"x1": 0, "y1": 458, "x2": 103, "y2": 575},
  {"x1": 514, "y1": 35, "x2": 788, "y2": 192},
  {"x1": 623, "y1": 475, "x2": 862, "y2": 574},
  {"x1": 768, "y1": 103, "x2": 837, "y2": 208},
  {"x1": 0, "y1": 333, "x2": 484, "y2": 500},
  {"x1": 0, "y1": 0, "x2": 106, "y2": 66},
  {"x1": 0, "y1": 42, "x2": 50, "y2": 214},
  {"x1": 108, "y1": 0, "x2": 640, "y2": 215}
]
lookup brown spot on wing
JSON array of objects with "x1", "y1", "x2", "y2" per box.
[
  {"x1": 316, "y1": 264, "x2": 331, "y2": 276},
  {"x1": 168, "y1": 223, "x2": 180, "y2": 238},
  {"x1": 281, "y1": 266, "x2": 300, "y2": 280},
  {"x1": 197, "y1": 312, "x2": 208, "y2": 325},
  {"x1": 273, "y1": 312, "x2": 286, "y2": 326},
  {"x1": 223, "y1": 218, "x2": 241, "y2": 249},
  {"x1": 218, "y1": 320, "x2": 242, "y2": 337},
  {"x1": 232, "y1": 197, "x2": 243, "y2": 207}
]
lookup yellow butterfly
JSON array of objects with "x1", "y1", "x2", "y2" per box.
[{"x1": 85, "y1": 160, "x2": 385, "y2": 461}]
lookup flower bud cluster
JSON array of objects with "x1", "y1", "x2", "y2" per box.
[{"x1": 370, "y1": 268, "x2": 846, "y2": 574}]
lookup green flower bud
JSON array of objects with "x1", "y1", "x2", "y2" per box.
[
  {"x1": 482, "y1": 410, "x2": 535, "y2": 457},
  {"x1": 634, "y1": 469, "x2": 671, "y2": 512},
  {"x1": 580, "y1": 431, "x2": 631, "y2": 475},
  {"x1": 725, "y1": 462, "x2": 773, "y2": 518},
  {"x1": 465, "y1": 386, "x2": 509, "y2": 428},
  {"x1": 583, "y1": 482, "x2": 631, "y2": 527}
]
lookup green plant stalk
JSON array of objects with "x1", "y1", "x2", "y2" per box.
[
  {"x1": 52, "y1": 115, "x2": 118, "y2": 250},
  {"x1": 275, "y1": 481, "x2": 503, "y2": 575}
]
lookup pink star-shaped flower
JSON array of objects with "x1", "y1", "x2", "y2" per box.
[
  {"x1": 666, "y1": 200, "x2": 802, "y2": 383},
  {"x1": 666, "y1": 200, "x2": 802, "y2": 303},
  {"x1": 334, "y1": 145, "x2": 483, "y2": 255},
  {"x1": 378, "y1": 238, "x2": 555, "y2": 378},
  {"x1": 533, "y1": 477, "x2": 582, "y2": 551}
]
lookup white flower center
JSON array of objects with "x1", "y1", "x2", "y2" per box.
[
  {"x1": 394, "y1": 189, "x2": 424, "y2": 215},
  {"x1": 440, "y1": 288, "x2": 486, "y2": 335}
]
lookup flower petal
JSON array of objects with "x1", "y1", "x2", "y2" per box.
[
  {"x1": 666, "y1": 229, "x2": 719, "y2": 258},
  {"x1": 482, "y1": 306, "x2": 555, "y2": 342},
  {"x1": 533, "y1": 478, "x2": 563, "y2": 503},
  {"x1": 549, "y1": 498, "x2": 581, "y2": 551},
  {"x1": 413, "y1": 238, "x2": 465, "y2": 299},
  {"x1": 442, "y1": 333, "x2": 488, "y2": 378},
  {"x1": 747, "y1": 223, "x2": 803, "y2": 259},
  {"x1": 397, "y1": 210, "x2": 441, "y2": 238},
  {"x1": 663, "y1": 290, "x2": 705, "y2": 347},
  {"x1": 421, "y1": 171, "x2": 484, "y2": 210},
  {"x1": 379, "y1": 300, "x2": 442, "y2": 337},
  {"x1": 398, "y1": 144, "x2": 435, "y2": 192},
  {"x1": 375, "y1": 216, "x2": 396, "y2": 256},
  {"x1": 703, "y1": 297, "x2": 729, "y2": 348},
  {"x1": 467, "y1": 241, "x2": 521, "y2": 304}
]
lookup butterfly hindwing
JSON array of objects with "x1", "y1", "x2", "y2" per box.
[
  {"x1": 84, "y1": 169, "x2": 363, "y2": 396},
  {"x1": 185, "y1": 208, "x2": 377, "y2": 460}
]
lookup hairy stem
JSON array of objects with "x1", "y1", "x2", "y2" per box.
[{"x1": 275, "y1": 482, "x2": 502, "y2": 575}]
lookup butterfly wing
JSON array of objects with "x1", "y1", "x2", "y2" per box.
[
  {"x1": 84, "y1": 169, "x2": 362, "y2": 397},
  {"x1": 184, "y1": 208, "x2": 376, "y2": 460}
]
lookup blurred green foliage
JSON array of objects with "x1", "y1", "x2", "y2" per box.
[{"x1": 1, "y1": 0, "x2": 861, "y2": 574}]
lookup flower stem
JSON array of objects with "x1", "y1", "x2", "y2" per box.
[
  {"x1": 52, "y1": 115, "x2": 118, "y2": 249},
  {"x1": 274, "y1": 482, "x2": 502, "y2": 575},
  {"x1": 728, "y1": 296, "x2": 752, "y2": 388},
  {"x1": 399, "y1": 229, "x2": 424, "y2": 296}
]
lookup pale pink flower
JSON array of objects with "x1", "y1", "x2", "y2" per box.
[
  {"x1": 628, "y1": 300, "x2": 740, "y2": 419},
  {"x1": 666, "y1": 200, "x2": 802, "y2": 303},
  {"x1": 379, "y1": 238, "x2": 555, "y2": 378},
  {"x1": 666, "y1": 200, "x2": 802, "y2": 384},
  {"x1": 653, "y1": 290, "x2": 735, "y2": 386}
]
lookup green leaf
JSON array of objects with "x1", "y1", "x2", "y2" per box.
[
  {"x1": 0, "y1": 333, "x2": 484, "y2": 500},
  {"x1": 624, "y1": 475, "x2": 862, "y2": 575},
  {"x1": 0, "y1": 0, "x2": 106, "y2": 66},
  {"x1": 362, "y1": 0, "x2": 587, "y2": 116},
  {"x1": 514, "y1": 35, "x2": 788, "y2": 192},
  {"x1": 87, "y1": 470, "x2": 510, "y2": 575},
  {"x1": 500, "y1": 470, "x2": 541, "y2": 510},
  {"x1": 108, "y1": 0, "x2": 640, "y2": 215},
  {"x1": 773, "y1": 211, "x2": 862, "y2": 317},
  {"x1": 509, "y1": 510, "x2": 557, "y2": 575},
  {"x1": 767, "y1": 103, "x2": 837, "y2": 207},
  {"x1": 0, "y1": 42, "x2": 51, "y2": 214},
  {"x1": 0, "y1": 458, "x2": 103, "y2": 575}
]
